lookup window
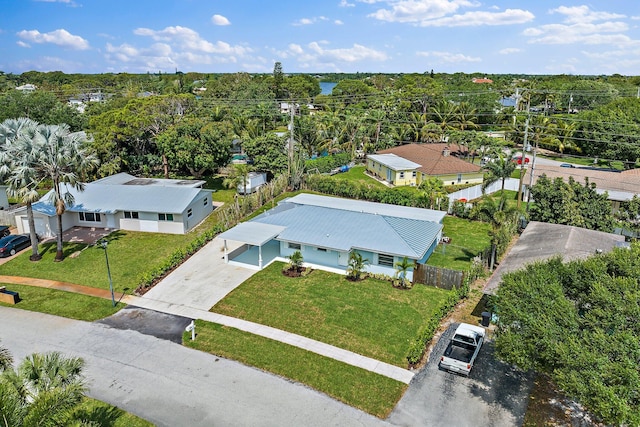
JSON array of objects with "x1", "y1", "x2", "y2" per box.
[
  {"x1": 288, "y1": 242, "x2": 301, "y2": 250},
  {"x1": 457, "y1": 173, "x2": 462, "y2": 183},
  {"x1": 412, "y1": 171, "x2": 417, "y2": 178},
  {"x1": 203, "y1": 198, "x2": 208, "y2": 206},
  {"x1": 187, "y1": 208, "x2": 193, "y2": 218},
  {"x1": 378, "y1": 253, "x2": 394, "y2": 267},
  {"x1": 317, "y1": 247, "x2": 327, "y2": 252},
  {"x1": 399, "y1": 171, "x2": 405, "y2": 179},
  {"x1": 123, "y1": 211, "x2": 139, "y2": 219},
  {"x1": 79, "y1": 212, "x2": 100, "y2": 222},
  {"x1": 158, "y1": 213, "x2": 174, "y2": 221}
]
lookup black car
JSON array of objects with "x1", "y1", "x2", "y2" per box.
[{"x1": 0, "y1": 234, "x2": 31, "y2": 257}]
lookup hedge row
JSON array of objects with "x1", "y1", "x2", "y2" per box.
[
  {"x1": 405, "y1": 273, "x2": 472, "y2": 366},
  {"x1": 304, "y1": 152, "x2": 351, "y2": 173}
]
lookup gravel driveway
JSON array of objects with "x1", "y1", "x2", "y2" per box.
[{"x1": 388, "y1": 323, "x2": 534, "y2": 427}]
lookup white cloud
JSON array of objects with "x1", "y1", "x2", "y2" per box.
[
  {"x1": 292, "y1": 16, "x2": 329, "y2": 26},
  {"x1": 419, "y1": 9, "x2": 534, "y2": 27},
  {"x1": 16, "y1": 41, "x2": 31, "y2": 48},
  {"x1": 278, "y1": 42, "x2": 387, "y2": 69},
  {"x1": 551, "y1": 6, "x2": 625, "y2": 24},
  {"x1": 34, "y1": 0, "x2": 79, "y2": 7},
  {"x1": 211, "y1": 14, "x2": 231, "y2": 26},
  {"x1": 133, "y1": 26, "x2": 248, "y2": 55},
  {"x1": 368, "y1": 0, "x2": 478, "y2": 23},
  {"x1": 498, "y1": 47, "x2": 521, "y2": 55},
  {"x1": 339, "y1": 0, "x2": 355, "y2": 7},
  {"x1": 17, "y1": 28, "x2": 89, "y2": 50},
  {"x1": 417, "y1": 50, "x2": 481, "y2": 63},
  {"x1": 335, "y1": 19, "x2": 344, "y2": 25}
]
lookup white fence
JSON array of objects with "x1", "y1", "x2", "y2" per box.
[{"x1": 447, "y1": 178, "x2": 526, "y2": 211}]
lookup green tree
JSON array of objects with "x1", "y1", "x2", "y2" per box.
[
  {"x1": 243, "y1": 133, "x2": 287, "y2": 176},
  {"x1": 418, "y1": 177, "x2": 447, "y2": 210},
  {"x1": 482, "y1": 152, "x2": 516, "y2": 192},
  {"x1": 223, "y1": 163, "x2": 251, "y2": 196},
  {"x1": 0, "y1": 351, "x2": 87, "y2": 427},
  {"x1": 394, "y1": 257, "x2": 414, "y2": 289},
  {"x1": 272, "y1": 62, "x2": 285, "y2": 99},
  {"x1": 284, "y1": 250, "x2": 304, "y2": 274},
  {"x1": 0, "y1": 118, "x2": 43, "y2": 261},
  {"x1": 0, "y1": 340, "x2": 12, "y2": 372},
  {"x1": 346, "y1": 250, "x2": 369, "y2": 281},
  {"x1": 35, "y1": 125, "x2": 98, "y2": 261}
]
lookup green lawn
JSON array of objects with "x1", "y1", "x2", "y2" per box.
[
  {"x1": 72, "y1": 398, "x2": 152, "y2": 427},
  {"x1": 0, "y1": 284, "x2": 122, "y2": 320},
  {"x1": 204, "y1": 174, "x2": 237, "y2": 204},
  {"x1": 0, "y1": 230, "x2": 197, "y2": 293},
  {"x1": 427, "y1": 215, "x2": 491, "y2": 271},
  {"x1": 212, "y1": 262, "x2": 450, "y2": 367},
  {"x1": 184, "y1": 321, "x2": 406, "y2": 418},
  {"x1": 331, "y1": 165, "x2": 387, "y2": 188}
]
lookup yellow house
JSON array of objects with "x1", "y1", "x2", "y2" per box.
[
  {"x1": 367, "y1": 154, "x2": 421, "y2": 186},
  {"x1": 368, "y1": 143, "x2": 484, "y2": 187}
]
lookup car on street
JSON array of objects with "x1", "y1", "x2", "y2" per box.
[
  {"x1": 0, "y1": 234, "x2": 31, "y2": 257},
  {"x1": 560, "y1": 163, "x2": 575, "y2": 168},
  {"x1": 512, "y1": 155, "x2": 530, "y2": 165}
]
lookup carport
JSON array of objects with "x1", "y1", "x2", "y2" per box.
[{"x1": 218, "y1": 222, "x2": 286, "y2": 269}]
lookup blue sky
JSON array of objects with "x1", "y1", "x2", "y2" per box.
[{"x1": 2, "y1": 0, "x2": 639, "y2": 75}]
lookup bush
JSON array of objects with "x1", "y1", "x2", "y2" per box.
[{"x1": 305, "y1": 152, "x2": 351, "y2": 173}]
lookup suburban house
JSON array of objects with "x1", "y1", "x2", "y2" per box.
[
  {"x1": 218, "y1": 193, "x2": 445, "y2": 280},
  {"x1": 367, "y1": 143, "x2": 483, "y2": 187},
  {"x1": 14, "y1": 173, "x2": 215, "y2": 237}
]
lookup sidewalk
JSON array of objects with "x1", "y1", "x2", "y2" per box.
[{"x1": 0, "y1": 275, "x2": 415, "y2": 385}]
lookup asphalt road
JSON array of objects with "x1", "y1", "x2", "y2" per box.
[
  {"x1": 388, "y1": 323, "x2": 534, "y2": 427},
  {"x1": 1, "y1": 307, "x2": 389, "y2": 427}
]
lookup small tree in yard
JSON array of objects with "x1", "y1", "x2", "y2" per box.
[
  {"x1": 394, "y1": 257, "x2": 414, "y2": 289},
  {"x1": 283, "y1": 250, "x2": 304, "y2": 276},
  {"x1": 346, "y1": 250, "x2": 369, "y2": 281}
]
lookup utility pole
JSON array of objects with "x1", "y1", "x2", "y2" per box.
[
  {"x1": 288, "y1": 100, "x2": 295, "y2": 179},
  {"x1": 517, "y1": 114, "x2": 530, "y2": 209}
]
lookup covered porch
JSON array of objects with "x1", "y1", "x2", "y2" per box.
[{"x1": 218, "y1": 222, "x2": 286, "y2": 270}]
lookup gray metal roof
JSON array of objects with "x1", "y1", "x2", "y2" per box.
[
  {"x1": 218, "y1": 222, "x2": 287, "y2": 246},
  {"x1": 284, "y1": 193, "x2": 446, "y2": 223},
  {"x1": 251, "y1": 204, "x2": 442, "y2": 259},
  {"x1": 33, "y1": 182, "x2": 210, "y2": 215},
  {"x1": 367, "y1": 154, "x2": 421, "y2": 171},
  {"x1": 93, "y1": 172, "x2": 205, "y2": 188}
]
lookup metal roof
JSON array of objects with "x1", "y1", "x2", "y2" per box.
[
  {"x1": 284, "y1": 193, "x2": 446, "y2": 223},
  {"x1": 251, "y1": 203, "x2": 442, "y2": 259},
  {"x1": 93, "y1": 172, "x2": 205, "y2": 188},
  {"x1": 32, "y1": 182, "x2": 210, "y2": 215},
  {"x1": 367, "y1": 153, "x2": 421, "y2": 171},
  {"x1": 218, "y1": 222, "x2": 287, "y2": 246}
]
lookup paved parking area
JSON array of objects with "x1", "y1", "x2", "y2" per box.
[
  {"x1": 142, "y1": 237, "x2": 255, "y2": 311},
  {"x1": 388, "y1": 323, "x2": 533, "y2": 427}
]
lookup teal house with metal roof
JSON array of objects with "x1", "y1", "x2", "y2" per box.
[{"x1": 218, "y1": 194, "x2": 445, "y2": 281}]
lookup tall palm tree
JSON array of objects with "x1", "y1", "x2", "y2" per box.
[
  {"x1": 34, "y1": 124, "x2": 98, "y2": 262},
  {"x1": 482, "y1": 152, "x2": 516, "y2": 193},
  {"x1": 394, "y1": 257, "x2": 414, "y2": 289},
  {"x1": 419, "y1": 177, "x2": 447, "y2": 209},
  {"x1": 0, "y1": 351, "x2": 86, "y2": 426},
  {"x1": 223, "y1": 163, "x2": 251, "y2": 198},
  {"x1": 0, "y1": 118, "x2": 42, "y2": 261}
]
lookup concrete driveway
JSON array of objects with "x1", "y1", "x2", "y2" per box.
[
  {"x1": 142, "y1": 237, "x2": 255, "y2": 310},
  {"x1": 1, "y1": 307, "x2": 389, "y2": 427},
  {"x1": 388, "y1": 323, "x2": 533, "y2": 427}
]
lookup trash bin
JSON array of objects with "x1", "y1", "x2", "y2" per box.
[{"x1": 481, "y1": 311, "x2": 491, "y2": 327}]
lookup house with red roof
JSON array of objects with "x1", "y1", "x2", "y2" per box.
[{"x1": 366, "y1": 143, "x2": 483, "y2": 187}]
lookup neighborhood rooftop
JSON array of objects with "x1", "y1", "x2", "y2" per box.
[
  {"x1": 378, "y1": 143, "x2": 482, "y2": 176},
  {"x1": 367, "y1": 154, "x2": 422, "y2": 171}
]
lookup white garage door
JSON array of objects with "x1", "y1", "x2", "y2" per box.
[{"x1": 21, "y1": 217, "x2": 49, "y2": 238}]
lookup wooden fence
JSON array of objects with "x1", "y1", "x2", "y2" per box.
[{"x1": 413, "y1": 263, "x2": 465, "y2": 290}]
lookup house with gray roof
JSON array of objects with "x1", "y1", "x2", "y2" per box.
[
  {"x1": 218, "y1": 193, "x2": 445, "y2": 280},
  {"x1": 14, "y1": 173, "x2": 215, "y2": 237}
]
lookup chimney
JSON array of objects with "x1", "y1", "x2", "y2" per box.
[{"x1": 442, "y1": 147, "x2": 450, "y2": 157}]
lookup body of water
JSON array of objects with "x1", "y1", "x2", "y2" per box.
[{"x1": 319, "y1": 82, "x2": 337, "y2": 95}]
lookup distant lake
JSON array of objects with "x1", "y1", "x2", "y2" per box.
[{"x1": 319, "y1": 82, "x2": 337, "y2": 95}]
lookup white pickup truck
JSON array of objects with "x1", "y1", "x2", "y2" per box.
[{"x1": 439, "y1": 323, "x2": 485, "y2": 376}]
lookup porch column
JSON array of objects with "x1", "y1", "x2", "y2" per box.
[
  {"x1": 258, "y1": 245, "x2": 263, "y2": 269},
  {"x1": 223, "y1": 239, "x2": 228, "y2": 263}
]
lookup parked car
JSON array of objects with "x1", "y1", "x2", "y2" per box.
[
  {"x1": 560, "y1": 163, "x2": 575, "y2": 168},
  {"x1": 512, "y1": 155, "x2": 530, "y2": 165},
  {"x1": 0, "y1": 226, "x2": 10, "y2": 237},
  {"x1": 0, "y1": 234, "x2": 31, "y2": 257},
  {"x1": 440, "y1": 323, "x2": 485, "y2": 376}
]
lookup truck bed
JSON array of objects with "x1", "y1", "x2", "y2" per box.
[{"x1": 443, "y1": 341, "x2": 475, "y2": 363}]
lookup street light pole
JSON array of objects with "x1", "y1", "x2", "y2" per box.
[{"x1": 100, "y1": 240, "x2": 115, "y2": 307}]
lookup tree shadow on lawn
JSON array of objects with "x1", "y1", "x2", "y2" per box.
[
  {"x1": 39, "y1": 242, "x2": 87, "y2": 258},
  {"x1": 72, "y1": 402, "x2": 127, "y2": 426}
]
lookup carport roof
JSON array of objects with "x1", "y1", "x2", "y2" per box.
[{"x1": 218, "y1": 222, "x2": 287, "y2": 246}]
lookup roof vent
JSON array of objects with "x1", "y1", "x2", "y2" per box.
[{"x1": 442, "y1": 147, "x2": 450, "y2": 157}]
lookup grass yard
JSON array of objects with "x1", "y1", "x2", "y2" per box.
[
  {"x1": 0, "y1": 284, "x2": 122, "y2": 320},
  {"x1": 0, "y1": 230, "x2": 196, "y2": 293},
  {"x1": 184, "y1": 321, "x2": 406, "y2": 418},
  {"x1": 427, "y1": 215, "x2": 491, "y2": 271},
  {"x1": 331, "y1": 165, "x2": 387, "y2": 188},
  {"x1": 72, "y1": 398, "x2": 152, "y2": 427},
  {"x1": 212, "y1": 262, "x2": 450, "y2": 367},
  {"x1": 204, "y1": 174, "x2": 237, "y2": 204}
]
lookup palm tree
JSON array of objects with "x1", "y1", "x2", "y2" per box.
[
  {"x1": 394, "y1": 257, "x2": 414, "y2": 289},
  {"x1": 223, "y1": 163, "x2": 251, "y2": 196},
  {"x1": 284, "y1": 250, "x2": 304, "y2": 274},
  {"x1": 34, "y1": 124, "x2": 98, "y2": 262},
  {"x1": 482, "y1": 152, "x2": 516, "y2": 193},
  {"x1": 419, "y1": 177, "x2": 447, "y2": 209},
  {"x1": 346, "y1": 250, "x2": 369, "y2": 281},
  {"x1": 0, "y1": 351, "x2": 86, "y2": 426},
  {"x1": 0, "y1": 118, "x2": 42, "y2": 261},
  {"x1": 472, "y1": 194, "x2": 521, "y2": 270},
  {"x1": 0, "y1": 340, "x2": 12, "y2": 372}
]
